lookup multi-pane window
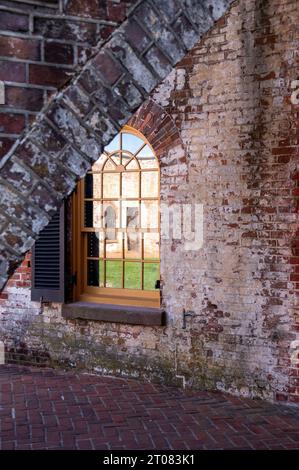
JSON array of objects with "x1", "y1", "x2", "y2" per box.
[{"x1": 73, "y1": 126, "x2": 160, "y2": 308}]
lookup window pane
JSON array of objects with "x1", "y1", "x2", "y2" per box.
[
  {"x1": 125, "y1": 233, "x2": 141, "y2": 259},
  {"x1": 105, "y1": 232, "x2": 123, "y2": 259},
  {"x1": 87, "y1": 232, "x2": 104, "y2": 258},
  {"x1": 84, "y1": 201, "x2": 102, "y2": 228},
  {"x1": 144, "y1": 263, "x2": 159, "y2": 291},
  {"x1": 103, "y1": 202, "x2": 120, "y2": 230},
  {"x1": 124, "y1": 262, "x2": 141, "y2": 289},
  {"x1": 143, "y1": 233, "x2": 159, "y2": 260},
  {"x1": 92, "y1": 153, "x2": 107, "y2": 171},
  {"x1": 85, "y1": 173, "x2": 102, "y2": 199},
  {"x1": 122, "y1": 132, "x2": 144, "y2": 154},
  {"x1": 111, "y1": 152, "x2": 121, "y2": 166},
  {"x1": 104, "y1": 134, "x2": 119, "y2": 154},
  {"x1": 136, "y1": 145, "x2": 157, "y2": 169},
  {"x1": 106, "y1": 261, "x2": 122, "y2": 288},
  {"x1": 103, "y1": 157, "x2": 116, "y2": 171},
  {"x1": 125, "y1": 158, "x2": 139, "y2": 170},
  {"x1": 141, "y1": 201, "x2": 159, "y2": 229},
  {"x1": 87, "y1": 260, "x2": 99, "y2": 286},
  {"x1": 122, "y1": 171, "x2": 139, "y2": 198},
  {"x1": 141, "y1": 171, "x2": 158, "y2": 197},
  {"x1": 85, "y1": 173, "x2": 93, "y2": 198},
  {"x1": 103, "y1": 173, "x2": 120, "y2": 198}
]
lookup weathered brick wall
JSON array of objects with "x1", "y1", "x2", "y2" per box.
[
  {"x1": 0, "y1": 0, "x2": 231, "y2": 290},
  {"x1": 0, "y1": 0, "x2": 298, "y2": 404},
  {"x1": 0, "y1": 0, "x2": 137, "y2": 160}
]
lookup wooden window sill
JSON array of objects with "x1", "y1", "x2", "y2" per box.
[{"x1": 62, "y1": 302, "x2": 166, "y2": 326}]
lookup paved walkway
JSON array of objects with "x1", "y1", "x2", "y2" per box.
[{"x1": 0, "y1": 365, "x2": 299, "y2": 450}]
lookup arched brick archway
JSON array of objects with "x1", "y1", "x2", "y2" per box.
[
  {"x1": 128, "y1": 98, "x2": 185, "y2": 163},
  {"x1": 0, "y1": 0, "x2": 234, "y2": 290}
]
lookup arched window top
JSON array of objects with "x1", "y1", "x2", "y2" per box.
[{"x1": 92, "y1": 126, "x2": 158, "y2": 173}]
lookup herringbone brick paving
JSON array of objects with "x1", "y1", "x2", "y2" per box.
[{"x1": 0, "y1": 365, "x2": 299, "y2": 450}]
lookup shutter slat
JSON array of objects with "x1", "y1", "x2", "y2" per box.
[{"x1": 31, "y1": 202, "x2": 65, "y2": 302}]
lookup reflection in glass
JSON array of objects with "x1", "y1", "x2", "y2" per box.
[
  {"x1": 105, "y1": 232, "x2": 122, "y2": 259},
  {"x1": 122, "y1": 171, "x2": 139, "y2": 198},
  {"x1": 84, "y1": 201, "x2": 102, "y2": 228},
  {"x1": 124, "y1": 262, "x2": 141, "y2": 289},
  {"x1": 144, "y1": 263, "x2": 159, "y2": 290},
  {"x1": 104, "y1": 134, "x2": 119, "y2": 154},
  {"x1": 141, "y1": 201, "x2": 159, "y2": 229},
  {"x1": 125, "y1": 233, "x2": 141, "y2": 259},
  {"x1": 85, "y1": 173, "x2": 102, "y2": 199},
  {"x1": 143, "y1": 233, "x2": 159, "y2": 259},
  {"x1": 122, "y1": 133, "x2": 144, "y2": 154},
  {"x1": 103, "y1": 173, "x2": 120, "y2": 198},
  {"x1": 92, "y1": 154, "x2": 107, "y2": 172},
  {"x1": 141, "y1": 171, "x2": 158, "y2": 197},
  {"x1": 106, "y1": 261, "x2": 122, "y2": 288}
]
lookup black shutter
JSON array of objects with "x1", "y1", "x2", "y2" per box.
[{"x1": 31, "y1": 202, "x2": 65, "y2": 302}]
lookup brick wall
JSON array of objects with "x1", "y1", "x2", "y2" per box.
[
  {"x1": 0, "y1": 0, "x2": 298, "y2": 404},
  {"x1": 0, "y1": 0, "x2": 137, "y2": 160}
]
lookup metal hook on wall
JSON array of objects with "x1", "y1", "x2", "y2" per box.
[{"x1": 182, "y1": 309, "x2": 195, "y2": 329}]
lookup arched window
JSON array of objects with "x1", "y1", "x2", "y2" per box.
[{"x1": 72, "y1": 126, "x2": 160, "y2": 308}]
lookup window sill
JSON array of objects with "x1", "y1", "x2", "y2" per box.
[{"x1": 62, "y1": 302, "x2": 166, "y2": 326}]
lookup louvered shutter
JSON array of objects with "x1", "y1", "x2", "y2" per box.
[{"x1": 31, "y1": 202, "x2": 65, "y2": 302}]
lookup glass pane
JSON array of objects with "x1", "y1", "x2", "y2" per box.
[
  {"x1": 103, "y1": 157, "x2": 116, "y2": 171},
  {"x1": 103, "y1": 201, "x2": 120, "y2": 230},
  {"x1": 92, "y1": 153, "x2": 107, "y2": 171},
  {"x1": 144, "y1": 263, "x2": 159, "y2": 291},
  {"x1": 104, "y1": 134, "x2": 119, "y2": 154},
  {"x1": 125, "y1": 158, "x2": 139, "y2": 170},
  {"x1": 141, "y1": 171, "x2": 159, "y2": 198},
  {"x1": 87, "y1": 232, "x2": 104, "y2": 258},
  {"x1": 124, "y1": 262, "x2": 141, "y2": 289},
  {"x1": 122, "y1": 132, "x2": 144, "y2": 154},
  {"x1": 84, "y1": 201, "x2": 102, "y2": 228},
  {"x1": 126, "y1": 206, "x2": 139, "y2": 228},
  {"x1": 122, "y1": 171, "x2": 139, "y2": 198},
  {"x1": 103, "y1": 173, "x2": 120, "y2": 198},
  {"x1": 110, "y1": 152, "x2": 121, "y2": 166},
  {"x1": 143, "y1": 233, "x2": 159, "y2": 260},
  {"x1": 105, "y1": 232, "x2": 123, "y2": 259},
  {"x1": 125, "y1": 233, "x2": 141, "y2": 259},
  {"x1": 106, "y1": 261, "x2": 122, "y2": 288},
  {"x1": 141, "y1": 201, "x2": 159, "y2": 229},
  {"x1": 85, "y1": 173, "x2": 102, "y2": 199},
  {"x1": 87, "y1": 260, "x2": 99, "y2": 286},
  {"x1": 85, "y1": 173, "x2": 93, "y2": 198},
  {"x1": 136, "y1": 145, "x2": 157, "y2": 169}
]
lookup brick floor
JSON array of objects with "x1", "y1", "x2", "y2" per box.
[{"x1": 0, "y1": 364, "x2": 299, "y2": 450}]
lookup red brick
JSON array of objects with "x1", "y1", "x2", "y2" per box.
[
  {"x1": 0, "y1": 11, "x2": 29, "y2": 33},
  {"x1": 44, "y1": 42, "x2": 74, "y2": 65},
  {"x1": 93, "y1": 51, "x2": 122, "y2": 85},
  {"x1": 5, "y1": 86, "x2": 44, "y2": 112},
  {"x1": 0, "y1": 37, "x2": 40, "y2": 60},
  {"x1": 0, "y1": 113, "x2": 25, "y2": 134},
  {"x1": 0, "y1": 61, "x2": 26, "y2": 83},
  {"x1": 0, "y1": 137, "x2": 15, "y2": 158},
  {"x1": 107, "y1": 1, "x2": 126, "y2": 22},
  {"x1": 29, "y1": 64, "x2": 72, "y2": 88}
]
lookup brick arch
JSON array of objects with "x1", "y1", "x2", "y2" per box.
[
  {"x1": 127, "y1": 98, "x2": 185, "y2": 162},
  {"x1": 0, "y1": 0, "x2": 234, "y2": 290}
]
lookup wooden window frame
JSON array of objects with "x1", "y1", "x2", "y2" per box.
[{"x1": 71, "y1": 126, "x2": 161, "y2": 309}]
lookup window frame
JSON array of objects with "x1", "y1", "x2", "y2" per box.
[{"x1": 71, "y1": 126, "x2": 161, "y2": 309}]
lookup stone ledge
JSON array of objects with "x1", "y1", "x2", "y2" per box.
[{"x1": 62, "y1": 301, "x2": 166, "y2": 326}]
